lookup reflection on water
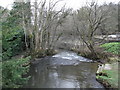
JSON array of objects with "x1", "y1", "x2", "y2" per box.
[{"x1": 25, "y1": 52, "x2": 104, "y2": 88}]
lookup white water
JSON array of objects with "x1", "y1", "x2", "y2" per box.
[{"x1": 52, "y1": 51, "x2": 93, "y2": 62}]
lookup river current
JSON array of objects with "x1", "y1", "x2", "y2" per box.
[{"x1": 25, "y1": 51, "x2": 104, "y2": 88}]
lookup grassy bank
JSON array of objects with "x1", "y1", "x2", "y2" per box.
[
  {"x1": 96, "y1": 42, "x2": 119, "y2": 88},
  {"x1": 70, "y1": 42, "x2": 119, "y2": 88},
  {"x1": 96, "y1": 62, "x2": 118, "y2": 88},
  {"x1": 100, "y1": 42, "x2": 120, "y2": 55}
]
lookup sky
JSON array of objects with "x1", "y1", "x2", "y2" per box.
[{"x1": 0, "y1": 0, "x2": 119, "y2": 10}]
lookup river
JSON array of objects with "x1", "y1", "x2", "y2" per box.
[{"x1": 25, "y1": 51, "x2": 104, "y2": 88}]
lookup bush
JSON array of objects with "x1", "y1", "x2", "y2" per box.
[
  {"x1": 2, "y1": 27, "x2": 25, "y2": 60},
  {"x1": 100, "y1": 42, "x2": 120, "y2": 55},
  {"x1": 2, "y1": 56, "x2": 31, "y2": 88}
]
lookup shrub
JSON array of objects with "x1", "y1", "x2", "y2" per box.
[
  {"x1": 2, "y1": 27, "x2": 25, "y2": 60},
  {"x1": 2, "y1": 56, "x2": 31, "y2": 88}
]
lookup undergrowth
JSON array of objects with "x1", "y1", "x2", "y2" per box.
[{"x1": 2, "y1": 56, "x2": 31, "y2": 88}]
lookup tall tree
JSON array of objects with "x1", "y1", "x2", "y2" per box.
[
  {"x1": 73, "y1": 2, "x2": 108, "y2": 59},
  {"x1": 30, "y1": 0, "x2": 69, "y2": 54},
  {"x1": 2, "y1": 1, "x2": 32, "y2": 60}
]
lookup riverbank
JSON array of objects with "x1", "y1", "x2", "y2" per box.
[
  {"x1": 24, "y1": 49, "x2": 119, "y2": 89},
  {"x1": 3, "y1": 48, "x2": 118, "y2": 87},
  {"x1": 96, "y1": 57, "x2": 119, "y2": 88}
]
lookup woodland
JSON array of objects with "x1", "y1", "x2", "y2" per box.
[{"x1": 1, "y1": 0, "x2": 120, "y2": 88}]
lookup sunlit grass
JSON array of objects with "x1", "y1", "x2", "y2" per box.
[{"x1": 100, "y1": 42, "x2": 120, "y2": 55}]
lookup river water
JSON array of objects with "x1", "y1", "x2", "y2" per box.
[{"x1": 25, "y1": 51, "x2": 104, "y2": 88}]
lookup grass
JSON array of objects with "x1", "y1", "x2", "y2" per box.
[
  {"x1": 97, "y1": 42, "x2": 119, "y2": 88},
  {"x1": 100, "y1": 42, "x2": 120, "y2": 55},
  {"x1": 96, "y1": 62, "x2": 118, "y2": 88}
]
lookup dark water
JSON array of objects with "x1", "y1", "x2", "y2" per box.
[{"x1": 25, "y1": 52, "x2": 104, "y2": 88}]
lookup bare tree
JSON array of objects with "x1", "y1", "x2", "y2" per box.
[
  {"x1": 30, "y1": 0, "x2": 69, "y2": 53},
  {"x1": 73, "y1": 2, "x2": 108, "y2": 59}
]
